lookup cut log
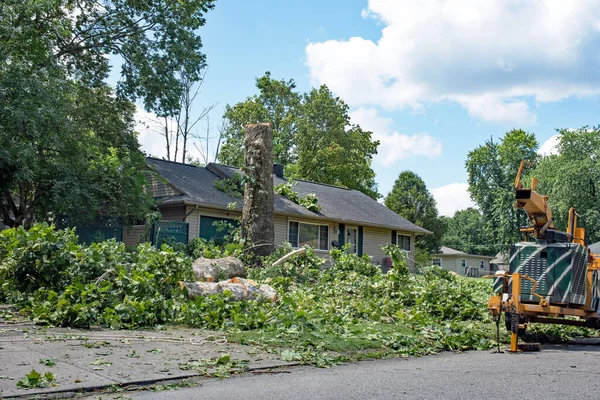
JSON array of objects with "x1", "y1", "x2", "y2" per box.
[
  {"x1": 181, "y1": 281, "x2": 221, "y2": 298},
  {"x1": 192, "y1": 256, "x2": 246, "y2": 282},
  {"x1": 258, "y1": 284, "x2": 277, "y2": 302},
  {"x1": 181, "y1": 278, "x2": 277, "y2": 302}
]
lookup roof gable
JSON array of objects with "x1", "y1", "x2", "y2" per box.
[
  {"x1": 435, "y1": 246, "x2": 494, "y2": 258},
  {"x1": 146, "y1": 157, "x2": 431, "y2": 234}
]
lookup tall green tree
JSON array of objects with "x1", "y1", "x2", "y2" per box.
[
  {"x1": 218, "y1": 73, "x2": 380, "y2": 199},
  {"x1": 292, "y1": 86, "x2": 379, "y2": 199},
  {"x1": 466, "y1": 129, "x2": 538, "y2": 245},
  {"x1": 384, "y1": 171, "x2": 446, "y2": 252},
  {"x1": 219, "y1": 72, "x2": 301, "y2": 167},
  {"x1": 441, "y1": 208, "x2": 495, "y2": 256},
  {"x1": 529, "y1": 126, "x2": 600, "y2": 244},
  {"x1": 0, "y1": 0, "x2": 215, "y2": 227}
]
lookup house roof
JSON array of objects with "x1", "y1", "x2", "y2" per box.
[
  {"x1": 434, "y1": 246, "x2": 494, "y2": 258},
  {"x1": 146, "y1": 157, "x2": 431, "y2": 234},
  {"x1": 590, "y1": 241, "x2": 600, "y2": 254}
]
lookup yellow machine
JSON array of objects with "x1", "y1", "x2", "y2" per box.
[{"x1": 487, "y1": 161, "x2": 600, "y2": 352}]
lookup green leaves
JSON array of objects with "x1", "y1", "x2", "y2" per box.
[
  {"x1": 529, "y1": 126, "x2": 600, "y2": 244},
  {"x1": 274, "y1": 182, "x2": 321, "y2": 212},
  {"x1": 384, "y1": 171, "x2": 445, "y2": 252},
  {"x1": 0, "y1": 0, "x2": 217, "y2": 228},
  {"x1": 39, "y1": 358, "x2": 56, "y2": 367},
  {"x1": 218, "y1": 73, "x2": 380, "y2": 199},
  {"x1": 2, "y1": 223, "x2": 509, "y2": 369},
  {"x1": 465, "y1": 129, "x2": 538, "y2": 246},
  {"x1": 441, "y1": 208, "x2": 496, "y2": 256},
  {"x1": 178, "y1": 354, "x2": 249, "y2": 378},
  {"x1": 280, "y1": 349, "x2": 302, "y2": 361},
  {"x1": 16, "y1": 370, "x2": 55, "y2": 389}
]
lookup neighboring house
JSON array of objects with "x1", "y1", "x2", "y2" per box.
[
  {"x1": 132, "y1": 157, "x2": 431, "y2": 269},
  {"x1": 590, "y1": 241, "x2": 600, "y2": 255},
  {"x1": 432, "y1": 246, "x2": 495, "y2": 277}
]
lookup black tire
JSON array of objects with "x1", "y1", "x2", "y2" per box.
[{"x1": 505, "y1": 313, "x2": 527, "y2": 336}]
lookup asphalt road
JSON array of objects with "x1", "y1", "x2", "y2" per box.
[{"x1": 119, "y1": 342, "x2": 600, "y2": 400}]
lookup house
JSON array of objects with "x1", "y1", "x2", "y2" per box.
[
  {"x1": 432, "y1": 246, "x2": 495, "y2": 277},
  {"x1": 590, "y1": 241, "x2": 600, "y2": 255},
  {"x1": 129, "y1": 157, "x2": 431, "y2": 269}
]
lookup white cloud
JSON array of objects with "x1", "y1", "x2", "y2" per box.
[
  {"x1": 349, "y1": 107, "x2": 442, "y2": 165},
  {"x1": 454, "y1": 94, "x2": 536, "y2": 125},
  {"x1": 431, "y1": 183, "x2": 475, "y2": 217},
  {"x1": 134, "y1": 108, "x2": 211, "y2": 163},
  {"x1": 135, "y1": 109, "x2": 169, "y2": 159},
  {"x1": 306, "y1": 0, "x2": 600, "y2": 124},
  {"x1": 538, "y1": 134, "x2": 560, "y2": 156}
]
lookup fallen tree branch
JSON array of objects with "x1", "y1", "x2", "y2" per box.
[{"x1": 272, "y1": 248, "x2": 306, "y2": 267}]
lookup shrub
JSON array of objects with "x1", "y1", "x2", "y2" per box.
[{"x1": 0, "y1": 224, "x2": 80, "y2": 296}]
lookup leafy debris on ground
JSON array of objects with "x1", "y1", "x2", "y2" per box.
[{"x1": 16, "y1": 370, "x2": 56, "y2": 389}]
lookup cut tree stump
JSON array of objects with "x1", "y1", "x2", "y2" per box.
[{"x1": 241, "y1": 123, "x2": 275, "y2": 259}]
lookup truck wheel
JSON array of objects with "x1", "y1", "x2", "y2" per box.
[{"x1": 505, "y1": 313, "x2": 527, "y2": 336}]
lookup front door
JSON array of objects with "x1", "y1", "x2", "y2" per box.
[{"x1": 346, "y1": 226, "x2": 358, "y2": 253}]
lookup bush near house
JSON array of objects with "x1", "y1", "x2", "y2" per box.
[{"x1": 0, "y1": 224, "x2": 592, "y2": 365}]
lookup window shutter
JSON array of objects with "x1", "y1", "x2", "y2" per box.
[
  {"x1": 338, "y1": 224, "x2": 345, "y2": 247},
  {"x1": 391, "y1": 230, "x2": 397, "y2": 245},
  {"x1": 358, "y1": 226, "x2": 363, "y2": 257}
]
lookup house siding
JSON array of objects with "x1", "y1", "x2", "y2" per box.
[
  {"x1": 159, "y1": 204, "x2": 187, "y2": 221},
  {"x1": 146, "y1": 173, "x2": 180, "y2": 198},
  {"x1": 274, "y1": 215, "x2": 288, "y2": 247},
  {"x1": 123, "y1": 226, "x2": 146, "y2": 247},
  {"x1": 435, "y1": 254, "x2": 492, "y2": 277},
  {"x1": 363, "y1": 227, "x2": 391, "y2": 265},
  {"x1": 149, "y1": 203, "x2": 421, "y2": 268}
]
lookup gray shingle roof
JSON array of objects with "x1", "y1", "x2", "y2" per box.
[
  {"x1": 435, "y1": 246, "x2": 494, "y2": 258},
  {"x1": 590, "y1": 241, "x2": 600, "y2": 254},
  {"x1": 147, "y1": 157, "x2": 431, "y2": 234}
]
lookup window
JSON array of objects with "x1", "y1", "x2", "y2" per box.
[
  {"x1": 432, "y1": 258, "x2": 442, "y2": 267},
  {"x1": 461, "y1": 258, "x2": 467, "y2": 268},
  {"x1": 199, "y1": 216, "x2": 238, "y2": 244},
  {"x1": 288, "y1": 221, "x2": 329, "y2": 250},
  {"x1": 480, "y1": 260, "x2": 485, "y2": 269},
  {"x1": 398, "y1": 234, "x2": 411, "y2": 252}
]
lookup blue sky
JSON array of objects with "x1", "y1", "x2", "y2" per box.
[{"x1": 132, "y1": 0, "x2": 600, "y2": 216}]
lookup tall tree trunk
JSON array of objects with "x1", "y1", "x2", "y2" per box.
[
  {"x1": 241, "y1": 123, "x2": 274, "y2": 260},
  {"x1": 163, "y1": 116, "x2": 171, "y2": 161}
]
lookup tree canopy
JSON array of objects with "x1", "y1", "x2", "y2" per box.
[
  {"x1": 0, "y1": 0, "x2": 215, "y2": 227},
  {"x1": 465, "y1": 129, "x2": 538, "y2": 246},
  {"x1": 218, "y1": 73, "x2": 380, "y2": 199},
  {"x1": 441, "y1": 208, "x2": 496, "y2": 256},
  {"x1": 384, "y1": 171, "x2": 446, "y2": 252},
  {"x1": 529, "y1": 126, "x2": 600, "y2": 244}
]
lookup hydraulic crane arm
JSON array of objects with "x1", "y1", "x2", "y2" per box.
[{"x1": 513, "y1": 161, "x2": 554, "y2": 237}]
